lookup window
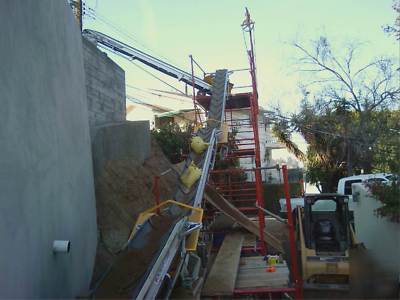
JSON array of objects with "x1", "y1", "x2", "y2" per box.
[
  {"x1": 311, "y1": 199, "x2": 337, "y2": 211},
  {"x1": 367, "y1": 178, "x2": 386, "y2": 183},
  {"x1": 344, "y1": 179, "x2": 362, "y2": 195},
  {"x1": 385, "y1": 175, "x2": 396, "y2": 181}
]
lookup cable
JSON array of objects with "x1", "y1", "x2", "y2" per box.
[
  {"x1": 126, "y1": 93, "x2": 164, "y2": 106},
  {"x1": 128, "y1": 60, "x2": 186, "y2": 95},
  {"x1": 85, "y1": 6, "x2": 184, "y2": 69},
  {"x1": 267, "y1": 112, "x2": 400, "y2": 152},
  {"x1": 84, "y1": 9, "x2": 188, "y2": 96},
  {"x1": 126, "y1": 84, "x2": 194, "y2": 104}
]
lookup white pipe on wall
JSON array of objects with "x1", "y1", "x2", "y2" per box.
[{"x1": 53, "y1": 240, "x2": 71, "y2": 253}]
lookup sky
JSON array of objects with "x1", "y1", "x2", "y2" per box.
[{"x1": 82, "y1": 0, "x2": 399, "y2": 157}]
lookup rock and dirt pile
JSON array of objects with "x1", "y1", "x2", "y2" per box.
[{"x1": 91, "y1": 139, "x2": 177, "y2": 286}]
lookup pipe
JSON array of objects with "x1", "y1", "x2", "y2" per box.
[
  {"x1": 53, "y1": 240, "x2": 71, "y2": 253},
  {"x1": 182, "y1": 223, "x2": 202, "y2": 236}
]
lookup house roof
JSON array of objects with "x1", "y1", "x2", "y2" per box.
[{"x1": 156, "y1": 109, "x2": 195, "y2": 118}]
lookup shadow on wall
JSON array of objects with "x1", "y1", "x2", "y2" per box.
[{"x1": 91, "y1": 121, "x2": 151, "y2": 177}]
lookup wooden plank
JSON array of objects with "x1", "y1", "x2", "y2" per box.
[
  {"x1": 242, "y1": 233, "x2": 256, "y2": 247},
  {"x1": 202, "y1": 232, "x2": 245, "y2": 296},
  {"x1": 235, "y1": 278, "x2": 288, "y2": 289},
  {"x1": 204, "y1": 185, "x2": 283, "y2": 252},
  {"x1": 235, "y1": 256, "x2": 289, "y2": 289}
]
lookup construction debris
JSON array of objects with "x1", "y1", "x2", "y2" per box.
[{"x1": 204, "y1": 184, "x2": 284, "y2": 253}]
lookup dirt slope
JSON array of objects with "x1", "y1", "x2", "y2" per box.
[{"x1": 91, "y1": 139, "x2": 177, "y2": 286}]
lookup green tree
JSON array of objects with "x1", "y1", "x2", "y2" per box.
[
  {"x1": 371, "y1": 110, "x2": 400, "y2": 174},
  {"x1": 151, "y1": 122, "x2": 191, "y2": 164}
]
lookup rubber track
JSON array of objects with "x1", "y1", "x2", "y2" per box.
[
  {"x1": 173, "y1": 70, "x2": 228, "y2": 207},
  {"x1": 208, "y1": 70, "x2": 228, "y2": 128}
]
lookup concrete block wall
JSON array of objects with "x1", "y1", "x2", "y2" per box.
[{"x1": 82, "y1": 38, "x2": 126, "y2": 137}]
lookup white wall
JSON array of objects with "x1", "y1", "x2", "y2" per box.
[
  {"x1": 0, "y1": 1, "x2": 97, "y2": 297},
  {"x1": 352, "y1": 184, "x2": 400, "y2": 279}
]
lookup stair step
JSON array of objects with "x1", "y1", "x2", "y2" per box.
[
  {"x1": 218, "y1": 188, "x2": 256, "y2": 192},
  {"x1": 222, "y1": 193, "x2": 257, "y2": 198},
  {"x1": 237, "y1": 207, "x2": 258, "y2": 212},
  {"x1": 230, "y1": 199, "x2": 256, "y2": 204}
]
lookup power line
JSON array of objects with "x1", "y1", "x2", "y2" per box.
[
  {"x1": 85, "y1": 6, "x2": 184, "y2": 70},
  {"x1": 84, "y1": 7, "x2": 188, "y2": 96},
  {"x1": 126, "y1": 94, "x2": 169, "y2": 110},
  {"x1": 266, "y1": 111, "x2": 399, "y2": 151},
  {"x1": 126, "y1": 84, "x2": 192, "y2": 103},
  {"x1": 128, "y1": 60, "x2": 186, "y2": 95}
]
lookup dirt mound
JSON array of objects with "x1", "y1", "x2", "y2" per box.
[
  {"x1": 91, "y1": 139, "x2": 177, "y2": 286},
  {"x1": 95, "y1": 215, "x2": 177, "y2": 298}
]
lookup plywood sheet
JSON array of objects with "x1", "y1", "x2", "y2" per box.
[
  {"x1": 202, "y1": 232, "x2": 244, "y2": 296},
  {"x1": 242, "y1": 233, "x2": 256, "y2": 247}
]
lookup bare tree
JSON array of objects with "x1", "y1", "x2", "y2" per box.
[
  {"x1": 384, "y1": 0, "x2": 400, "y2": 40},
  {"x1": 293, "y1": 37, "x2": 400, "y2": 112}
]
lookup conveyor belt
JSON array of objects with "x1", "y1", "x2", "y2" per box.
[
  {"x1": 174, "y1": 69, "x2": 228, "y2": 208},
  {"x1": 82, "y1": 29, "x2": 212, "y2": 94},
  {"x1": 93, "y1": 70, "x2": 229, "y2": 299},
  {"x1": 134, "y1": 69, "x2": 228, "y2": 298}
]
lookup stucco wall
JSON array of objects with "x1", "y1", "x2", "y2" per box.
[
  {"x1": 82, "y1": 37, "x2": 126, "y2": 138},
  {"x1": 0, "y1": 0, "x2": 97, "y2": 297},
  {"x1": 352, "y1": 184, "x2": 400, "y2": 278}
]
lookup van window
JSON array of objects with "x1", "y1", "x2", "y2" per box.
[
  {"x1": 312, "y1": 199, "x2": 337, "y2": 211},
  {"x1": 367, "y1": 178, "x2": 386, "y2": 183},
  {"x1": 344, "y1": 179, "x2": 362, "y2": 195},
  {"x1": 385, "y1": 175, "x2": 394, "y2": 181}
]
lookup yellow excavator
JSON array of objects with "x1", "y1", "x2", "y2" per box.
[{"x1": 294, "y1": 194, "x2": 360, "y2": 290}]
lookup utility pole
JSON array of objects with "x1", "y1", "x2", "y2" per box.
[{"x1": 69, "y1": 0, "x2": 83, "y2": 31}]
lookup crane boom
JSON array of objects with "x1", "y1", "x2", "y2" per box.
[{"x1": 82, "y1": 29, "x2": 212, "y2": 94}]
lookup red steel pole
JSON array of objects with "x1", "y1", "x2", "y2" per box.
[
  {"x1": 244, "y1": 8, "x2": 266, "y2": 256},
  {"x1": 299, "y1": 178, "x2": 305, "y2": 196},
  {"x1": 282, "y1": 165, "x2": 303, "y2": 299}
]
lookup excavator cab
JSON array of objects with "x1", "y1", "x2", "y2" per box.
[{"x1": 296, "y1": 194, "x2": 357, "y2": 290}]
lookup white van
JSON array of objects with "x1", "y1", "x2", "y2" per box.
[
  {"x1": 337, "y1": 173, "x2": 393, "y2": 196},
  {"x1": 279, "y1": 173, "x2": 393, "y2": 215}
]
